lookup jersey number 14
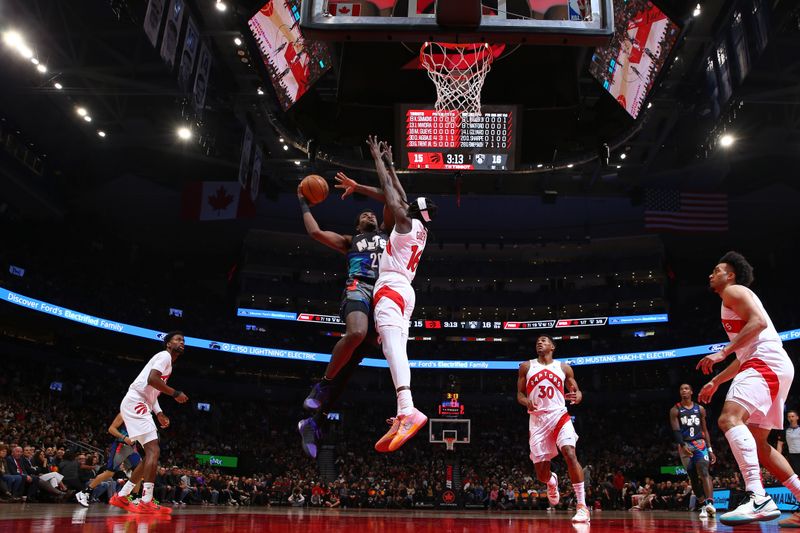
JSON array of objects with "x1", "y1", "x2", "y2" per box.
[{"x1": 406, "y1": 245, "x2": 423, "y2": 272}]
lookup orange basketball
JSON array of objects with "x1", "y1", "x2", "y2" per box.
[{"x1": 300, "y1": 174, "x2": 329, "y2": 205}]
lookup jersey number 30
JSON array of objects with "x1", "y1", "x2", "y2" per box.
[{"x1": 538, "y1": 386, "x2": 555, "y2": 399}]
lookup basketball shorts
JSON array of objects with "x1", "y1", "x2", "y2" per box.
[
  {"x1": 679, "y1": 439, "x2": 709, "y2": 471},
  {"x1": 373, "y1": 280, "x2": 415, "y2": 334},
  {"x1": 107, "y1": 442, "x2": 142, "y2": 472},
  {"x1": 120, "y1": 394, "x2": 158, "y2": 444},
  {"x1": 528, "y1": 409, "x2": 579, "y2": 464},
  {"x1": 339, "y1": 278, "x2": 375, "y2": 320},
  {"x1": 726, "y1": 351, "x2": 794, "y2": 430}
]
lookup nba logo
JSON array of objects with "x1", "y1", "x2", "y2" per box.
[{"x1": 568, "y1": 0, "x2": 590, "y2": 21}]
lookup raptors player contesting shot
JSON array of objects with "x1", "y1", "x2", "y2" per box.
[
  {"x1": 366, "y1": 135, "x2": 438, "y2": 453},
  {"x1": 516, "y1": 334, "x2": 589, "y2": 523},
  {"x1": 697, "y1": 252, "x2": 799, "y2": 526}
]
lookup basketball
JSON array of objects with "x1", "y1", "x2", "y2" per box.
[{"x1": 300, "y1": 175, "x2": 329, "y2": 205}]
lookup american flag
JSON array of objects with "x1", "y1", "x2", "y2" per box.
[{"x1": 644, "y1": 190, "x2": 729, "y2": 232}]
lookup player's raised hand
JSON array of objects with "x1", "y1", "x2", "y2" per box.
[
  {"x1": 696, "y1": 351, "x2": 726, "y2": 375},
  {"x1": 334, "y1": 172, "x2": 357, "y2": 199},
  {"x1": 380, "y1": 142, "x2": 394, "y2": 166},
  {"x1": 366, "y1": 135, "x2": 382, "y2": 159},
  {"x1": 697, "y1": 381, "x2": 718, "y2": 404}
]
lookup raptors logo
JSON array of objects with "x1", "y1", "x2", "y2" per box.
[
  {"x1": 442, "y1": 490, "x2": 456, "y2": 504},
  {"x1": 134, "y1": 403, "x2": 149, "y2": 415}
]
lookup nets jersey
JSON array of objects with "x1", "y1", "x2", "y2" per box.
[
  {"x1": 525, "y1": 359, "x2": 567, "y2": 415},
  {"x1": 676, "y1": 402, "x2": 702, "y2": 442},
  {"x1": 721, "y1": 287, "x2": 784, "y2": 362},
  {"x1": 346, "y1": 231, "x2": 387, "y2": 282},
  {"x1": 377, "y1": 218, "x2": 427, "y2": 285},
  {"x1": 126, "y1": 350, "x2": 172, "y2": 409}
]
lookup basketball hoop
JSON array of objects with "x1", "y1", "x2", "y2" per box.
[
  {"x1": 420, "y1": 42, "x2": 494, "y2": 114},
  {"x1": 444, "y1": 436, "x2": 456, "y2": 451}
]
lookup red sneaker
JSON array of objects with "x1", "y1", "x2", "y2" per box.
[
  {"x1": 374, "y1": 417, "x2": 401, "y2": 453},
  {"x1": 109, "y1": 494, "x2": 135, "y2": 512},
  {"x1": 132, "y1": 499, "x2": 173, "y2": 515}
]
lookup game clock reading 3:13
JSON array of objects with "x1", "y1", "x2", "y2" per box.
[{"x1": 397, "y1": 104, "x2": 519, "y2": 171}]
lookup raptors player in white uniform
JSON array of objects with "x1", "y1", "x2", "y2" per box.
[
  {"x1": 366, "y1": 135, "x2": 438, "y2": 453},
  {"x1": 697, "y1": 252, "x2": 799, "y2": 526},
  {"x1": 516, "y1": 335, "x2": 589, "y2": 523},
  {"x1": 116, "y1": 331, "x2": 188, "y2": 515}
]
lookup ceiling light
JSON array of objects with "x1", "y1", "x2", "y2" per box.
[
  {"x1": 567, "y1": 163, "x2": 574, "y2": 168},
  {"x1": 294, "y1": 160, "x2": 301, "y2": 165},
  {"x1": 31, "y1": 57, "x2": 39, "y2": 65},
  {"x1": 693, "y1": 4, "x2": 701, "y2": 17},
  {"x1": 2, "y1": 31, "x2": 23, "y2": 48},
  {"x1": 36, "y1": 64, "x2": 46, "y2": 73},
  {"x1": 620, "y1": 153, "x2": 626, "y2": 160},
  {"x1": 719, "y1": 134, "x2": 734, "y2": 147},
  {"x1": 234, "y1": 37, "x2": 243, "y2": 46},
  {"x1": 616, "y1": 165, "x2": 622, "y2": 169},
  {"x1": 18, "y1": 45, "x2": 33, "y2": 59},
  {"x1": 84, "y1": 115, "x2": 92, "y2": 122},
  {"x1": 76, "y1": 107, "x2": 88, "y2": 117},
  {"x1": 97, "y1": 130, "x2": 106, "y2": 138},
  {"x1": 177, "y1": 127, "x2": 192, "y2": 140},
  {"x1": 54, "y1": 82, "x2": 63, "y2": 90},
  {"x1": 536, "y1": 163, "x2": 543, "y2": 168},
  {"x1": 279, "y1": 137, "x2": 285, "y2": 143},
  {"x1": 647, "y1": 102, "x2": 652, "y2": 109},
  {"x1": 282, "y1": 144, "x2": 289, "y2": 151},
  {"x1": 257, "y1": 87, "x2": 264, "y2": 95},
  {"x1": 215, "y1": 1, "x2": 227, "y2": 12}
]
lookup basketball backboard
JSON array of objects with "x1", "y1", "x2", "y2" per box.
[
  {"x1": 429, "y1": 418, "x2": 471, "y2": 445},
  {"x1": 300, "y1": 0, "x2": 614, "y2": 46}
]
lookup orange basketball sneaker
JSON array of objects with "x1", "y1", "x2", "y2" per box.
[
  {"x1": 387, "y1": 408, "x2": 428, "y2": 452},
  {"x1": 109, "y1": 494, "x2": 135, "y2": 512},
  {"x1": 132, "y1": 499, "x2": 173, "y2": 515},
  {"x1": 374, "y1": 417, "x2": 401, "y2": 453}
]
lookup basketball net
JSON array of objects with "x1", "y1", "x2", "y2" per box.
[
  {"x1": 444, "y1": 437, "x2": 456, "y2": 451},
  {"x1": 420, "y1": 42, "x2": 494, "y2": 114}
]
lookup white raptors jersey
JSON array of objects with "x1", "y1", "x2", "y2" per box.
[
  {"x1": 377, "y1": 218, "x2": 428, "y2": 285},
  {"x1": 721, "y1": 287, "x2": 785, "y2": 362},
  {"x1": 125, "y1": 350, "x2": 172, "y2": 409},
  {"x1": 525, "y1": 359, "x2": 567, "y2": 414}
]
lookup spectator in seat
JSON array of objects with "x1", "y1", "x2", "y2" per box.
[
  {"x1": 0, "y1": 445, "x2": 22, "y2": 500},
  {"x1": 289, "y1": 486, "x2": 305, "y2": 507},
  {"x1": 6, "y1": 446, "x2": 39, "y2": 501}
]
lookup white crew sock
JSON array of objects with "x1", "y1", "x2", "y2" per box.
[
  {"x1": 725, "y1": 425, "x2": 765, "y2": 496},
  {"x1": 380, "y1": 325, "x2": 414, "y2": 416},
  {"x1": 574, "y1": 481, "x2": 586, "y2": 507},
  {"x1": 118, "y1": 480, "x2": 136, "y2": 497},
  {"x1": 548, "y1": 472, "x2": 558, "y2": 488},
  {"x1": 142, "y1": 482, "x2": 155, "y2": 503},
  {"x1": 783, "y1": 474, "x2": 800, "y2": 500}
]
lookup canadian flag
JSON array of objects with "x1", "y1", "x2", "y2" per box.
[
  {"x1": 181, "y1": 181, "x2": 256, "y2": 220},
  {"x1": 328, "y1": 2, "x2": 362, "y2": 16}
]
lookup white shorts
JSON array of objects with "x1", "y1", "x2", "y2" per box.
[
  {"x1": 529, "y1": 409, "x2": 579, "y2": 463},
  {"x1": 120, "y1": 394, "x2": 159, "y2": 444},
  {"x1": 373, "y1": 279, "x2": 415, "y2": 333},
  {"x1": 726, "y1": 351, "x2": 794, "y2": 430}
]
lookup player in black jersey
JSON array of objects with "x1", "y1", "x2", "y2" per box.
[
  {"x1": 669, "y1": 384, "x2": 716, "y2": 518},
  {"x1": 297, "y1": 171, "x2": 395, "y2": 458}
]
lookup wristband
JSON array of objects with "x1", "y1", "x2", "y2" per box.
[
  {"x1": 299, "y1": 198, "x2": 310, "y2": 214},
  {"x1": 172, "y1": 389, "x2": 183, "y2": 398},
  {"x1": 708, "y1": 447, "x2": 713, "y2": 453}
]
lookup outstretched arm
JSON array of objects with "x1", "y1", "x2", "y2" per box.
[
  {"x1": 367, "y1": 136, "x2": 410, "y2": 233},
  {"x1": 561, "y1": 363, "x2": 582, "y2": 405},
  {"x1": 335, "y1": 171, "x2": 396, "y2": 232},
  {"x1": 381, "y1": 144, "x2": 408, "y2": 203},
  {"x1": 298, "y1": 184, "x2": 351, "y2": 254}
]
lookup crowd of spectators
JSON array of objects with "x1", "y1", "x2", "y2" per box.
[{"x1": 1, "y1": 338, "x2": 795, "y2": 512}]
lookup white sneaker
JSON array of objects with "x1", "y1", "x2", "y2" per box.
[
  {"x1": 705, "y1": 502, "x2": 716, "y2": 516},
  {"x1": 571, "y1": 505, "x2": 591, "y2": 523},
  {"x1": 719, "y1": 492, "x2": 780, "y2": 526},
  {"x1": 75, "y1": 491, "x2": 89, "y2": 508},
  {"x1": 547, "y1": 474, "x2": 560, "y2": 506},
  {"x1": 699, "y1": 506, "x2": 708, "y2": 519}
]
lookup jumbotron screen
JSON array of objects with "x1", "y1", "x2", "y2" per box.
[
  {"x1": 589, "y1": 0, "x2": 679, "y2": 118},
  {"x1": 396, "y1": 104, "x2": 519, "y2": 171}
]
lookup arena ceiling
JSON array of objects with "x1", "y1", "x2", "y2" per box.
[{"x1": 0, "y1": 0, "x2": 798, "y2": 225}]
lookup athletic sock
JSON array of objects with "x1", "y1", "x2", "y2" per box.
[
  {"x1": 574, "y1": 481, "x2": 585, "y2": 507},
  {"x1": 704, "y1": 498, "x2": 714, "y2": 505},
  {"x1": 725, "y1": 425, "x2": 765, "y2": 497},
  {"x1": 548, "y1": 473, "x2": 558, "y2": 488},
  {"x1": 142, "y1": 482, "x2": 155, "y2": 504},
  {"x1": 379, "y1": 326, "x2": 413, "y2": 416},
  {"x1": 118, "y1": 480, "x2": 136, "y2": 497},
  {"x1": 783, "y1": 474, "x2": 800, "y2": 501}
]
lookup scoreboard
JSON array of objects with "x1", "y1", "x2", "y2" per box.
[{"x1": 397, "y1": 104, "x2": 519, "y2": 171}]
